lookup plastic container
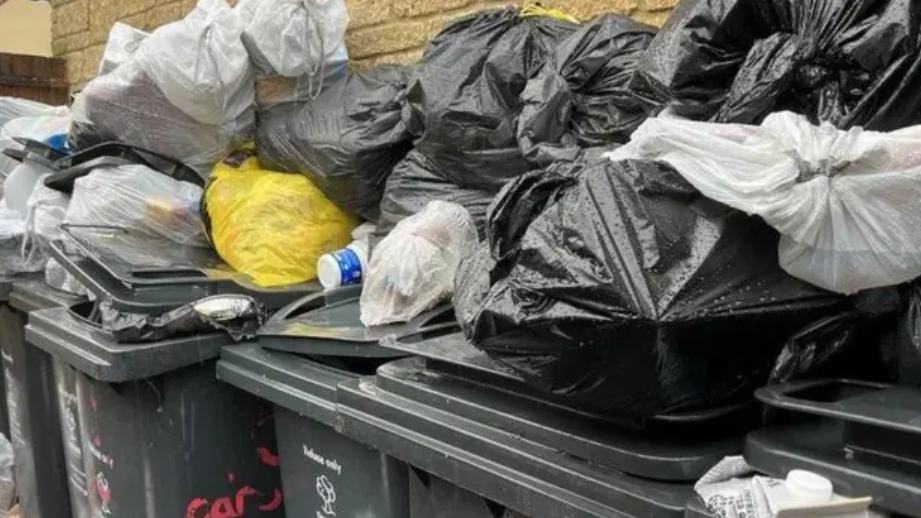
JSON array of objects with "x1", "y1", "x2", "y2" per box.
[
  {"x1": 217, "y1": 344, "x2": 409, "y2": 518},
  {"x1": 747, "y1": 379, "x2": 921, "y2": 518},
  {"x1": 317, "y1": 242, "x2": 368, "y2": 289},
  {"x1": 0, "y1": 280, "x2": 84, "y2": 518},
  {"x1": 25, "y1": 301, "x2": 285, "y2": 518},
  {"x1": 334, "y1": 328, "x2": 754, "y2": 518}
]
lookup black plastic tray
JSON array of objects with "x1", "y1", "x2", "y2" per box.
[
  {"x1": 50, "y1": 233, "x2": 318, "y2": 314},
  {"x1": 747, "y1": 379, "x2": 921, "y2": 517},
  {"x1": 257, "y1": 286, "x2": 454, "y2": 359},
  {"x1": 338, "y1": 358, "x2": 698, "y2": 518}
]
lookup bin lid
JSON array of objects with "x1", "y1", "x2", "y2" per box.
[
  {"x1": 386, "y1": 326, "x2": 757, "y2": 435},
  {"x1": 338, "y1": 358, "x2": 696, "y2": 518},
  {"x1": 370, "y1": 356, "x2": 740, "y2": 481},
  {"x1": 747, "y1": 379, "x2": 921, "y2": 517},
  {"x1": 257, "y1": 286, "x2": 453, "y2": 359},
  {"x1": 0, "y1": 273, "x2": 43, "y2": 303},
  {"x1": 10, "y1": 280, "x2": 85, "y2": 313},
  {"x1": 50, "y1": 229, "x2": 318, "y2": 314},
  {"x1": 25, "y1": 303, "x2": 232, "y2": 382},
  {"x1": 217, "y1": 344, "x2": 361, "y2": 428}
]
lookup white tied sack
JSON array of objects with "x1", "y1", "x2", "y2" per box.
[
  {"x1": 361, "y1": 201, "x2": 478, "y2": 327},
  {"x1": 137, "y1": 0, "x2": 254, "y2": 125},
  {"x1": 606, "y1": 112, "x2": 921, "y2": 295},
  {"x1": 97, "y1": 22, "x2": 149, "y2": 76},
  {"x1": 65, "y1": 165, "x2": 208, "y2": 247}
]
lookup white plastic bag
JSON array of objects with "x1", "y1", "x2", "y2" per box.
[
  {"x1": 360, "y1": 201, "x2": 478, "y2": 326},
  {"x1": 65, "y1": 165, "x2": 208, "y2": 247},
  {"x1": 238, "y1": 0, "x2": 348, "y2": 105},
  {"x1": 138, "y1": 0, "x2": 254, "y2": 125},
  {"x1": 607, "y1": 111, "x2": 921, "y2": 294},
  {"x1": 97, "y1": 22, "x2": 149, "y2": 76},
  {"x1": 0, "y1": 208, "x2": 45, "y2": 275}
]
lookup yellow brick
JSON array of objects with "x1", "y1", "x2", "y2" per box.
[
  {"x1": 89, "y1": 0, "x2": 162, "y2": 43},
  {"x1": 632, "y1": 9, "x2": 671, "y2": 27},
  {"x1": 138, "y1": 2, "x2": 183, "y2": 30},
  {"x1": 52, "y1": 0, "x2": 89, "y2": 38},
  {"x1": 640, "y1": 0, "x2": 678, "y2": 10},
  {"x1": 537, "y1": 0, "x2": 637, "y2": 19},
  {"x1": 81, "y1": 44, "x2": 107, "y2": 82},
  {"x1": 347, "y1": 20, "x2": 431, "y2": 59},
  {"x1": 345, "y1": 0, "x2": 395, "y2": 29},
  {"x1": 52, "y1": 32, "x2": 90, "y2": 56},
  {"x1": 394, "y1": 0, "x2": 476, "y2": 18},
  {"x1": 63, "y1": 50, "x2": 85, "y2": 85}
]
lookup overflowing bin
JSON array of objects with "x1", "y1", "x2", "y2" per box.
[
  {"x1": 746, "y1": 380, "x2": 921, "y2": 518},
  {"x1": 337, "y1": 327, "x2": 751, "y2": 518},
  {"x1": 18, "y1": 235, "x2": 327, "y2": 518},
  {"x1": 1, "y1": 280, "x2": 85, "y2": 518},
  {"x1": 217, "y1": 286, "x2": 450, "y2": 518}
]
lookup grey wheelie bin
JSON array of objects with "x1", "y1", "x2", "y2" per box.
[
  {"x1": 1, "y1": 280, "x2": 85, "y2": 518},
  {"x1": 217, "y1": 286, "x2": 453, "y2": 518},
  {"x1": 338, "y1": 326, "x2": 752, "y2": 518},
  {"x1": 25, "y1": 236, "x2": 322, "y2": 518},
  {"x1": 747, "y1": 380, "x2": 921, "y2": 518}
]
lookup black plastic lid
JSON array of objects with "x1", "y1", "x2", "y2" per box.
[
  {"x1": 338, "y1": 358, "x2": 696, "y2": 518},
  {"x1": 10, "y1": 280, "x2": 85, "y2": 313},
  {"x1": 373, "y1": 357, "x2": 740, "y2": 482},
  {"x1": 25, "y1": 304, "x2": 231, "y2": 382},
  {"x1": 49, "y1": 235, "x2": 318, "y2": 314},
  {"x1": 217, "y1": 344, "x2": 361, "y2": 428},
  {"x1": 385, "y1": 326, "x2": 758, "y2": 436},
  {"x1": 748, "y1": 379, "x2": 921, "y2": 517},
  {"x1": 257, "y1": 286, "x2": 452, "y2": 359}
]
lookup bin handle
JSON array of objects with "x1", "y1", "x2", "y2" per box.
[
  {"x1": 47, "y1": 240, "x2": 115, "y2": 300},
  {"x1": 755, "y1": 378, "x2": 893, "y2": 415},
  {"x1": 265, "y1": 286, "x2": 360, "y2": 325}
]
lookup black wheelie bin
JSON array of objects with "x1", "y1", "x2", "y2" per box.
[
  {"x1": 1, "y1": 279, "x2": 85, "y2": 518},
  {"x1": 217, "y1": 286, "x2": 454, "y2": 518},
  {"x1": 21, "y1": 237, "x2": 320, "y2": 518},
  {"x1": 338, "y1": 326, "x2": 751, "y2": 518},
  {"x1": 746, "y1": 380, "x2": 921, "y2": 518}
]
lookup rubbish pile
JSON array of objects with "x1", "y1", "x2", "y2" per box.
[{"x1": 2, "y1": 0, "x2": 921, "y2": 514}]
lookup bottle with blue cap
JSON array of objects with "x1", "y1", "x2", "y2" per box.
[{"x1": 317, "y1": 223, "x2": 375, "y2": 290}]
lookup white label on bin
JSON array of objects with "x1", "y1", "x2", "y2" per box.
[
  {"x1": 302, "y1": 446, "x2": 343, "y2": 476},
  {"x1": 316, "y1": 475, "x2": 336, "y2": 516}
]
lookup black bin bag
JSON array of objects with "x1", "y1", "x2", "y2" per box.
[
  {"x1": 374, "y1": 149, "x2": 495, "y2": 246},
  {"x1": 518, "y1": 14, "x2": 657, "y2": 166},
  {"x1": 257, "y1": 66, "x2": 413, "y2": 221},
  {"x1": 405, "y1": 8, "x2": 578, "y2": 191},
  {"x1": 454, "y1": 158, "x2": 845, "y2": 416},
  {"x1": 631, "y1": 0, "x2": 921, "y2": 130}
]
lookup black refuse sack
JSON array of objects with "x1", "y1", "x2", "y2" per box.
[
  {"x1": 99, "y1": 295, "x2": 267, "y2": 343},
  {"x1": 518, "y1": 14, "x2": 657, "y2": 166},
  {"x1": 455, "y1": 158, "x2": 844, "y2": 416},
  {"x1": 257, "y1": 66, "x2": 413, "y2": 221},
  {"x1": 405, "y1": 8, "x2": 578, "y2": 191},
  {"x1": 632, "y1": 0, "x2": 921, "y2": 130},
  {"x1": 374, "y1": 149, "x2": 494, "y2": 247}
]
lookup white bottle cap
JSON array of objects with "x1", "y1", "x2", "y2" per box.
[
  {"x1": 785, "y1": 470, "x2": 833, "y2": 503},
  {"x1": 317, "y1": 254, "x2": 342, "y2": 290}
]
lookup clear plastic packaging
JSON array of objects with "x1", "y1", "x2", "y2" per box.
[
  {"x1": 64, "y1": 165, "x2": 208, "y2": 247},
  {"x1": 361, "y1": 201, "x2": 478, "y2": 326},
  {"x1": 607, "y1": 111, "x2": 921, "y2": 294}
]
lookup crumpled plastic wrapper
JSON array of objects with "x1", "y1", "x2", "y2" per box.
[{"x1": 99, "y1": 294, "x2": 267, "y2": 343}]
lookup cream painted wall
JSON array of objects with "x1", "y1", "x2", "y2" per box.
[{"x1": 0, "y1": 0, "x2": 52, "y2": 57}]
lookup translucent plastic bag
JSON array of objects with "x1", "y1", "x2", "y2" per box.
[
  {"x1": 607, "y1": 111, "x2": 921, "y2": 294},
  {"x1": 203, "y1": 150, "x2": 358, "y2": 287},
  {"x1": 137, "y1": 0, "x2": 254, "y2": 125},
  {"x1": 70, "y1": 59, "x2": 254, "y2": 175},
  {"x1": 361, "y1": 200, "x2": 478, "y2": 326},
  {"x1": 65, "y1": 165, "x2": 208, "y2": 247},
  {"x1": 238, "y1": 0, "x2": 349, "y2": 105},
  {"x1": 97, "y1": 22, "x2": 149, "y2": 76},
  {"x1": 0, "y1": 208, "x2": 45, "y2": 275},
  {"x1": 0, "y1": 113, "x2": 70, "y2": 178}
]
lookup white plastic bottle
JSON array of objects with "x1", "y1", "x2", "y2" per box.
[{"x1": 317, "y1": 223, "x2": 375, "y2": 290}]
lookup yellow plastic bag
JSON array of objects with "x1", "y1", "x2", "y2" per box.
[{"x1": 204, "y1": 149, "x2": 359, "y2": 287}]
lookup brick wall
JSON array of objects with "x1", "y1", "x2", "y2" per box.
[{"x1": 51, "y1": 0, "x2": 678, "y2": 89}]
